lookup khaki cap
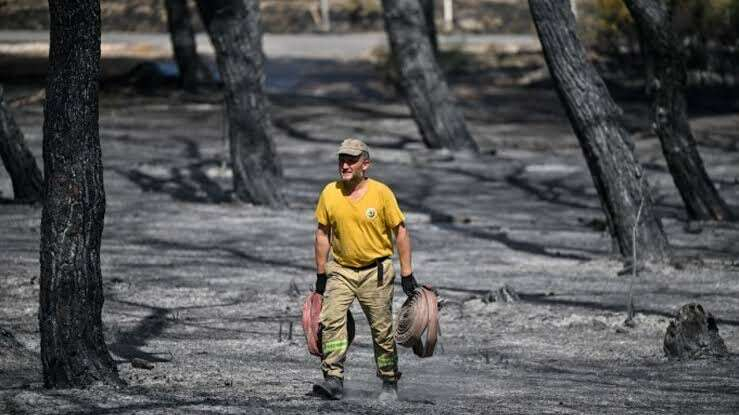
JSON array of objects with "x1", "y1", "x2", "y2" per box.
[{"x1": 337, "y1": 138, "x2": 369, "y2": 156}]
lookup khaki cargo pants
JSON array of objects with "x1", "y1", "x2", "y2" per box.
[{"x1": 320, "y1": 258, "x2": 398, "y2": 381}]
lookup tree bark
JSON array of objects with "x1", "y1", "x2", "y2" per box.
[
  {"x1": 419, "y1": 0, "x2": 439, "y2": 56},
  {"x1": 164, "y1": 0, "x2": 211, "y2": 92},
  {"x1": 40, "y1": 0, "x2": 121, "y2": 388},
  {"x1": 663, "y1": 303, "x2": 729, "y2": 360},
  {"x1": 381, "y1": 0, "x2": 478, "y2": 152},
  {"x1": 622, "y1": 0, "x2": 734, "y2": 221},
  {"x1": 528, "y1": 0, "x2": 670, "y2": 263},
  {"x1": 0, "y1": 86, "x2": 43, "y2": 202},
  {"x1": 195, "y1": 0, "x2": 285, "y2": 206}
]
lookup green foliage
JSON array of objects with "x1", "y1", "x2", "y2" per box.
[
  {"x1": 579, "y1": 0, "x2": 739, "y2": 84},
  {"x1": 671, "y1": 0, "x2": 739, "y2": 43},
  {"x1": 579, "y1": 0, "x2": 739, "y2": 50},
  {"x1": 341, "y1": 0, "x2": 382, "y2": 17},
  {"x1": 579, "y1": 0, "x2": 636, "y2": 53}
]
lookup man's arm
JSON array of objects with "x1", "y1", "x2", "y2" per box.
[
  {"x1": 394, "y1": 222, "x2": 413, "y2": 277},
  {"x1": 315, "y1": 223, "x2": 331, "y2": 274}
]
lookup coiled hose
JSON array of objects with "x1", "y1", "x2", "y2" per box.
[
  {"x1": 302, "y1": 292, "x2": 355, "y2": 358},
  {"x1": 395, "y1": 285, "x2": 439, "y2": 358}
]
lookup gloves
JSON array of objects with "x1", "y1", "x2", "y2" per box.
[
  {"x1": 401, "y1": 273, "x2": 418, "y2": 297},
  {"x1": 315, "y1": 273, "x2": 327, "y2": 295}
]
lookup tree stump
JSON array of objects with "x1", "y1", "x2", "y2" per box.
[
  {"x1": 663, "y1": 303, "x2": 729, "y2": 360},
  {"x1": 481, "y1": 285, "x2": 519, "y2": 304}
]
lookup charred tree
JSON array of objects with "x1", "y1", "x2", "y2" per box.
[
  {"x1": 381, "y1": 0, "x2": 478, "y2": 152},
  {"x1": 0, "y1": 86, "x2": 43, "y2": 202},
  {"x1": 528, "y1": 0, "x2": 670, "y2": 263},
  {"x1": 419, "y1": 0, "x2": 439, "y2": 56},
  {"x1": 622, "y1": 0, "x2": 734, "y2": 221},
  {"x1": 165, "y1": 0, "x2": 212, "y2": 92},
  {"x1": 40, "y1": 0, "x2": 121, "y2": 388},
  {"x1": 195, "y1": 0, "x2": 285, "y2": 206}
]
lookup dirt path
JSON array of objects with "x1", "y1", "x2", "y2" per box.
[{"x1": 1, "y1": 55, "x2": 738, "y2": 413}]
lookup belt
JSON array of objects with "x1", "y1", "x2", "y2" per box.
[
  {"x1": 343, "y1": 256, "x2": 390, "y2": 271},
  {"x1": 342, "y1": 256, "x2": 390, "y2": 286}
]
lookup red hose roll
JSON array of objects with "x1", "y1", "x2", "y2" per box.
[{"x1": 302, "y1": 291, "x2": 355, "y2": 358}]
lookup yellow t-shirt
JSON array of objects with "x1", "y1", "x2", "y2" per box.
[{"x1": 315, "y1": 178, "x2": 405, "y2": 268}]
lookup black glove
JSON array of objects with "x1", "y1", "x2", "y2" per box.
[
  {"x1": 401, "y1": 273, "x2": 418, "y2": 297},
  {"x1": 315, "y1": 273, "x2": 327, "y2": 295}
]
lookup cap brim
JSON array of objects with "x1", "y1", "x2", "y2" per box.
[{"x1": 337, "y1": 148, "x2": 363, "y2": 156}]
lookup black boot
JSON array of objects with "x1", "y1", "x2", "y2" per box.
[
  {"x1": 313, "y1": 376, "x2": 343, "y2": 400},
  {"x1": 378, "y1": 379, "x2": 398, "y2": 401}
]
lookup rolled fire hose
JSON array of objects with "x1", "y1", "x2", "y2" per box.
[
  {"x1": 395, "y1": 285, "x2": 439, "y2": 358},
  {"x1": 302, "y1": 291, "x2": 355, "y2": 357}
]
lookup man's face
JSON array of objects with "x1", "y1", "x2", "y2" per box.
[{"x1": 338, "y1": 153, "x2": 368, "y2": 182}]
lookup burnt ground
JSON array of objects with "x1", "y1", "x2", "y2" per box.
[{"x1": 1, "y1": 41, "x2": 739, "y2": 414}]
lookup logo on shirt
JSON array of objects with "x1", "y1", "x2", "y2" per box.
[{"x1": 366, "y1": 207, "x2": 377, "y2": 220}]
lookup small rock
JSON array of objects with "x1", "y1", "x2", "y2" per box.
[
  {"x1": 623, "y1": 317, "x2": 637, "y2": 328},
  {"x1": 591, "y1": 320, "x2": 608, "y2": 331},
  {"x1": 131, "y1": 358, "x2": 155, "y2": 370}
]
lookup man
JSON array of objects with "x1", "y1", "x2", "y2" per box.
[{"x1": 312, "y1": 138, "x2": 419, "y2": 401}]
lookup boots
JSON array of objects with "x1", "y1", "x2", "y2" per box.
[
  {"x1": 378, "y1": 379, "x2": 398, "y2": 401},
  {"x1": 312, "y1": 376, "x2": 343, "y2": 400}
]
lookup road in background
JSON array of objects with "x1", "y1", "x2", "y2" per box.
[{"x1": 0, "y1": 31, "x2": 539, "y2": 60}]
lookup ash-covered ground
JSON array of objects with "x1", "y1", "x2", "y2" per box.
[{"x1": 1, "y1": 45, "x2": 738, "y2": 414}]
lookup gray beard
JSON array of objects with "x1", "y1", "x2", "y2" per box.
[{"x1": 340, "y1": 173, "x2": 365, "y2": 189}]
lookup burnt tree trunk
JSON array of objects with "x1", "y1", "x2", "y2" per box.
[
  {"x1": 0, "y1": 86, "x2": 43, "y2": 202},
  {"x1": 381, "y1": 0, "x2": 478, "y2": 152},
  {"x1": 40, "y1": 0, "x2": 121, "y2": 388},
  {"x1": 165, "y1": 0, "x2": 211, "y2": 92},
  {"x1": 663, "y1": 303, "x2": 729, "y2": 360},
  {"x1": 622, "y1": 0, "x2": 734, "y2": 221},
  {"x1": 195, "y1": 0, "x2": 285, "y2": 206},
  {"x1": 528, "y1": 0, "x2": 670, "y2": 263},
  {"x1": 419, "y1": 0, "x2": 439, "y2": 56}
]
